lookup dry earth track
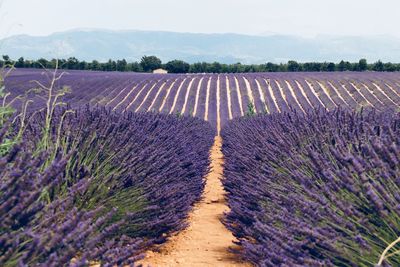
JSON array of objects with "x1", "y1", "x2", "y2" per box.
[{"x1": 139, "y1": 136, "x2": 251, "y2": 267}]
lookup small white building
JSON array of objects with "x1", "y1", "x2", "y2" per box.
[{"x1": 152, "y1": 68, "x2": 168, "y2": 74}]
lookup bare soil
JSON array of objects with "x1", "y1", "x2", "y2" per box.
[{"x1": 139, "y1": 136, "x2": 251, "y2": 267}]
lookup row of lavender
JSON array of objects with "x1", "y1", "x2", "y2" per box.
[
  {"x1": 1, "y1": 107, "x2": 215, "y2": 266},
  {"x1": 5, "y1": 69, "x2": 400, "y2": 130},
  {"x1": 222, "y1": 110, "x2": 400, "y2": 266}
]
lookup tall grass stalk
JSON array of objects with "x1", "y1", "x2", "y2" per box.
[
  {"x1": 378, "y1": 237, "x2": 400, "y2": 266},
  {"x1": 32, "y1": 60, "x2": 72, "y2": 152}
]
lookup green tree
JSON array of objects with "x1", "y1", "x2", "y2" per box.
[
  {"x1": 128, "y1": 62, "x2": 143, "y2": 72},
  {"x1": 220, "y1": 64, "x2": 230, "y2": 73},
  {"x1": 78, "y1": 61, "x2": 88, "y2": 70},
  {"x1": 265, "y1": 62, "x2": 279, "y2": 72},
  {"x1": 116, "y1": 59, "x2": 128, "y2": 71},
  {"x1": 189, "y1": 62, "x2": 205, "y2": 73},
  {"x1": 66, "y1": 57, "x2": 79, "y2": 69},
  {"x1": 373, "y1": 60, "x2": 384, "y2": 71},
  {"x1": 58, "y1": 58, "x2": 67, "y2": 69},
  {"x1": 165, "y1": 60, "x2": 190, "y2": 73},
  {"x1": 231, "y1": 63, "x2": 245, "y2": 73},
  {"x1": 48, "y1": 59, "x2": 57, "y2": 69},
  {"x1": 338, "y1": 60, "x2": 346, "y2": 71},
  {"x1": 358, "y1": 58, "x2": 368, "y2": 71},
  {"x1": 37, "y1": 58, "x2": 50, "y2": 68},
  {"x1": 140, "y1": 55, "x2": 162, "y2": 72},
  {"x1": 90, "y1": 60, "x2": 100, "y2": 70},
  {"x1": 15, "y1": 57, "x2": 25, "y2": 68},
  {"x1": 287, "y1": 60, "x2": 300, "y2": 72},
  {"x1": 105, "y1": 59, "x2": 117, "y2": 71},
  {"x1": 327, "y1": 62, "x2": 336, "y2": 72},
  {"x1": 2, "y1": 55, "x2": 11, "y2": 65},
  {"x1": 338, "y1": 60, "x2": 352, "y2": 71},
  {"x1": 383, "y1": 62, "x2": 396, "y2": 72},
  {"x1": 209, "y1": 62, "x2": 222, "y2": 73}
]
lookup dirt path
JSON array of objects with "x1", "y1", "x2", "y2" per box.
[
  {"x1": 326, "y1": 81, "x2": 351, "y2": 107},
  {"x1": 125, "y1": 82, "x2": 157, "y2": 113},
  {"x1": 372, "y1": 82, "x2": 399, "y2": 107},
  {"x1": 159, "y1": 79, "x2": 176, "y2": 112},
  {"x1": 255, "y1": 79, "x2": 269, "y2": 113},
  {"x1": 226, "y1": 76, "x2": 233, "y2": 120},
  {"x1": 181, "y1": 78, "x2": 195, "y2": 115},
  {"x1": 139, "y1": 136, "x2": 251, "y2": 267},
  {"x1": 285, "y1": 80, "x2": 306, "y2": 114},
  {"x1": 216, "y1": 76, "x2": 221, "y2": 136},
  {"x1": 233, "y1": 76, "x2": 244, "y2": 117},
  {"x1": 264, "y1": 79, "x2": 281, "y2": 113},
  {"x1": 147, "y1": 81, "x2": 167, "y2": 112},
  {"x1": 192, "y1": 77, "x2": 203, "y2": 117},
  {"x1": 169, "y1": 78, "x2": 187, "y2": 114},
  {"x1": 204, "y1": 77, "x2": 211, "y2": 121},
  {"x1": 243, "y1": 77, "x2": 257, "y2": 113}
]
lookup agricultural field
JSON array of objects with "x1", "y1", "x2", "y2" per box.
[
  {"x1": 1, "y1": 68, "x2": 400, "y2": 266},
  {"x1": 0, "y1": 106, "x2": 215, "y2": 266},
  {"x1": 5, "y1": 69, "x2": 400, "y2": 132},
  {"x1": 222, "y1": 111, "x2": 400, "y2": 266}
]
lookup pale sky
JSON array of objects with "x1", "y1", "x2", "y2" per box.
[{"x1": 1, "y1": 0, "x2": 399, "y2": 39}]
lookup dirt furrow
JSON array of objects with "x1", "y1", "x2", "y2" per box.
[{"x1": 139, "y1": 136, "x2": 251, "y2": 267}]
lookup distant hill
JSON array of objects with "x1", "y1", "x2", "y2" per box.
[{"x1": 1, "y1": 29, "x2": 400, "y2": 64}]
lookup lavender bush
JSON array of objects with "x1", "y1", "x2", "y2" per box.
[
  {"x1": 0, "y1": 142, "x2": 144, "y2": 266},
  {"x1": 1, "y1": 107, "x2": 214, "y2": 266},
  {"x1": 222, "y1": 109, "x2": 400, "y2": 266}
]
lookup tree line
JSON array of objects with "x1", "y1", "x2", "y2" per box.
[{"x1": 1, "y1": 55, "x2": 400, "y2": 73}]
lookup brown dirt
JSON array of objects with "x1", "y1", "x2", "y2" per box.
[
  {"x1": 285, "y1": 80, "x2": 306, "y2": 114},
  {"x1": 204, "y1": 77, "x2": 211, "y2": 121},
  {"x1": 225, "y1": 76, "x2": 233, "y2": 120},
  {"x1": 192, "y1": 77, "x2": 204, "y2": 117},
  {"x1": 138, "y1": 136, "x2": 252, "y2": 267},
  {"x1": 372, "y1": 82, "x2": 399, "y2": 107},
  {"x1": 233, "y1": 77, "x2": 244, "y2": 117},
  {"x1": 169, "y1": 78, "x2": 187, "y2": 114},
  {"x1": 180, "y1": 78, "x2": 195, "y2": 115},
  {"x1": 264, "y1": 79, "x2": 281, "y2": 113}
]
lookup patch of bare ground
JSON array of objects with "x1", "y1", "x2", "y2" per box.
[{"x1": 139, "y1": 136, "x2": 251, "y2": 267}]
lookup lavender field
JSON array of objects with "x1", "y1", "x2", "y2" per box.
[
  {"x1": 1, "y1": 68, "x2": 400, "y2": 266},
  {"x1": 3, "y1": 0, "x2": 400, "y2": 265},
  {"x1": 5, "y1": 69, "x2": 400, "y2": 132},
  {"x1": 222, "y1": 111, "x2": 400, "y2": 266},
  {"x1": 0, "y1": 106, "x2": 215, "y2": 266}
]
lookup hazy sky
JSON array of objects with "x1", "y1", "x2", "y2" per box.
[{"x1": 1, "y1": 0, "x2": 399, "y2": 38}]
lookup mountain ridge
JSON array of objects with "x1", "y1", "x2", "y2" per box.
[{"x1": 1, "y1": 29, "x2": 400, "y2": 64}]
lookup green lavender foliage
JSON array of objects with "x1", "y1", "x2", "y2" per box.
[
  {"x1": 0, "y1": 68, "x2": 15, "y2": 155},
  {"x1": 246, "y1": 102, "x2": 256, "y2": 116}
]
